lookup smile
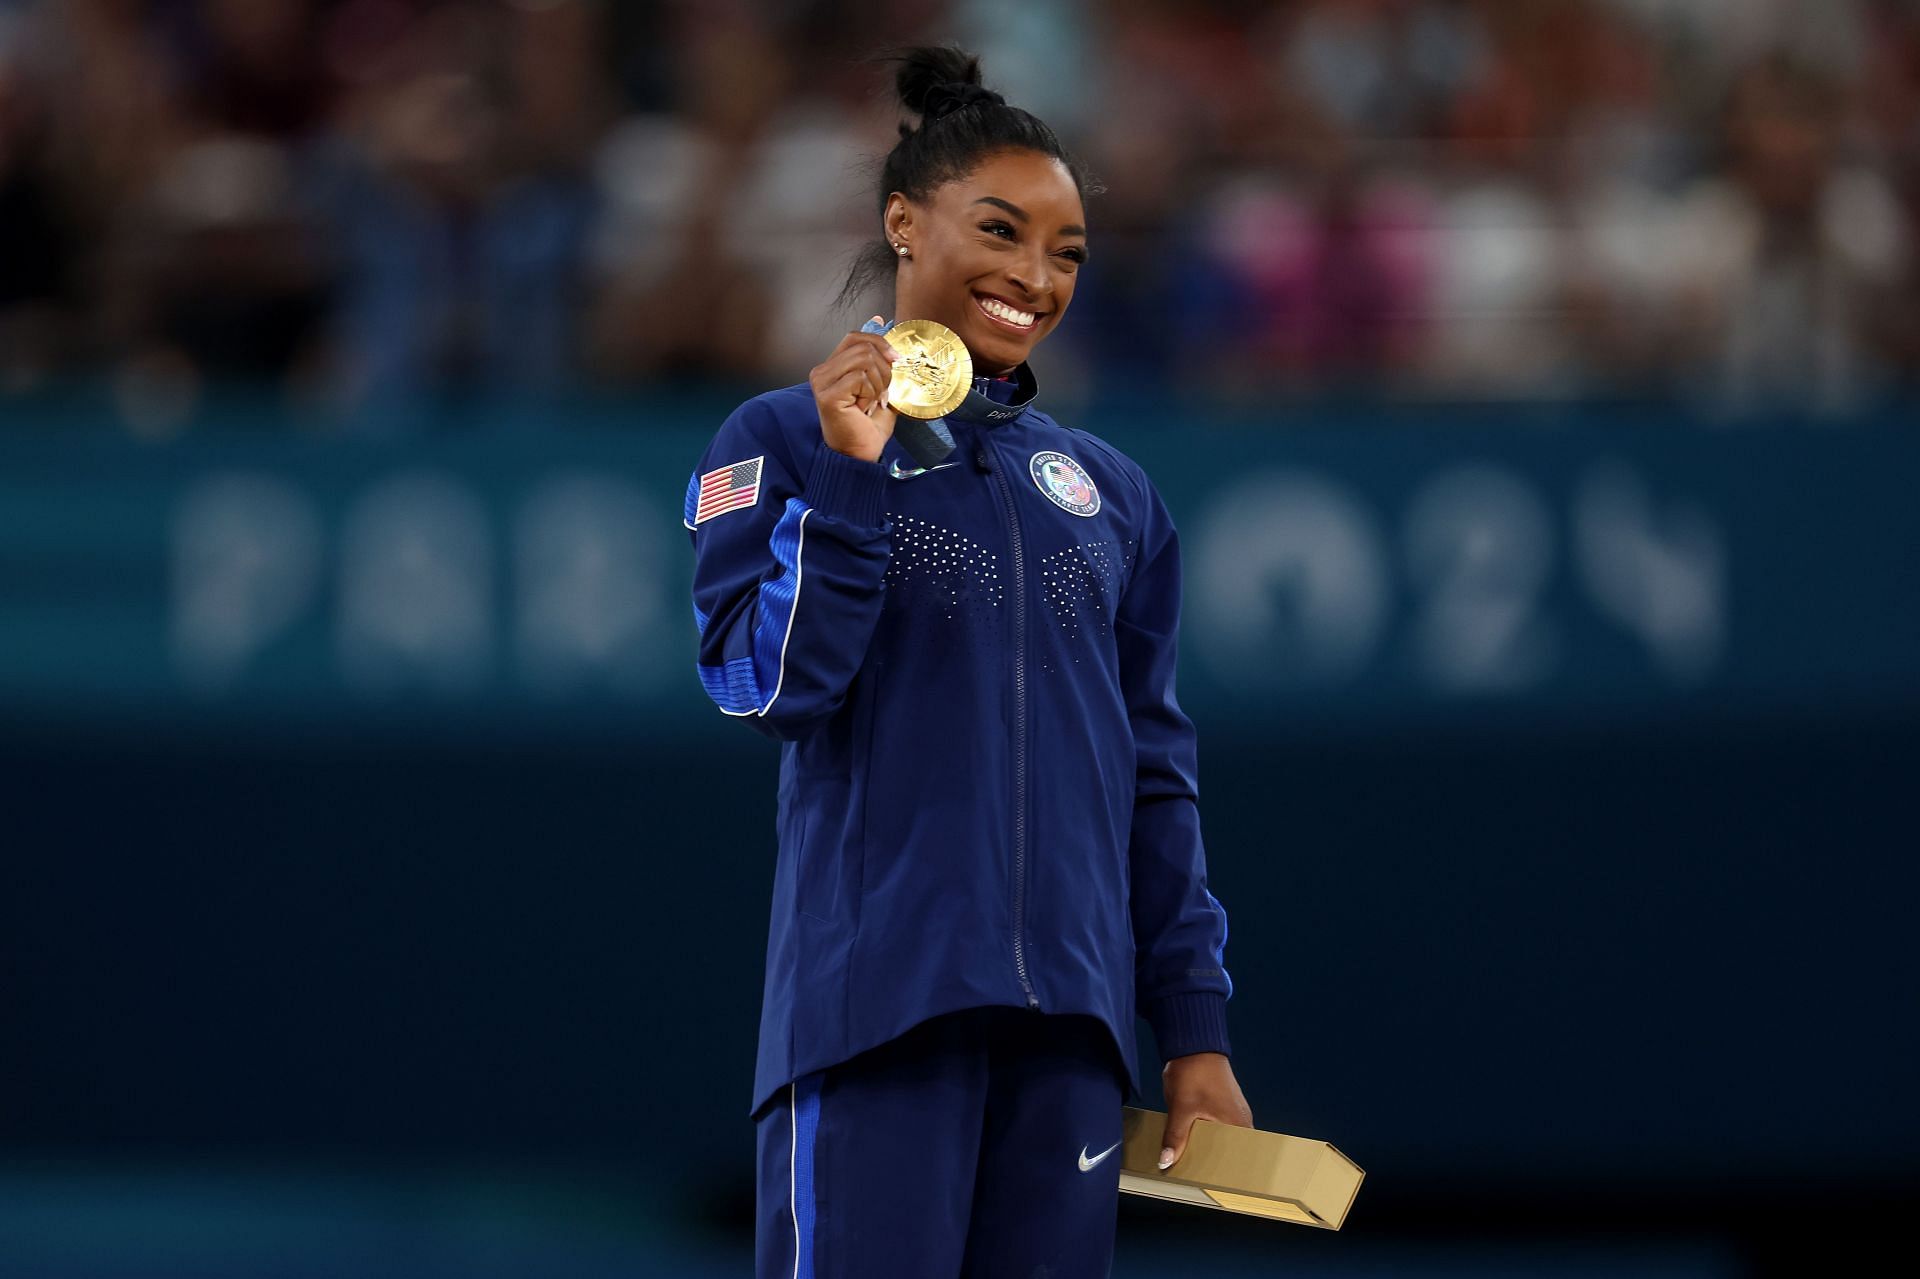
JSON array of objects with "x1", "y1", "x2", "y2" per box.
[{"x1": 974, "y1": 293, "x2": 1038, "y2": 331}]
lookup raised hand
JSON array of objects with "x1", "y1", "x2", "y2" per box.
[{"x1": 810, "y1": 318, "x2": 900, "y2": 463}]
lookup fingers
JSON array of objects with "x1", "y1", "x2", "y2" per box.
[
  {"x1": 1158, "y1": 1108, "x2": 1251, "y2": 1170},
  {"x1": 819, "y1": 359, "x2": 892, "y2": 409},
  {"x1": 1159, "y1": 1109, "x2": 1197, "y2": 1171},
  {"x1": 810, "y1": 330, "x2": 899, "y2": 408}
]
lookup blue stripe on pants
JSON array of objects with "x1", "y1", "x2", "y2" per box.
[
  {"x1": 790, "y1": 1073, "x2": 821, "y2": 1279},
  {"x1": 756, "y1": 1069, "x2": 826, "y2": 1279},
  {"x1": 753, "y1": 1007, "x2": 1127, "y2": 1279}
]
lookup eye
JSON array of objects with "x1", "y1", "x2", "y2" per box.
[
  {"x1": 1058, "y1": 246, "x2": 1088, "y2": 265},
  {"x1": 980, "y1": 220, "x2": 1016, "y2": 239}
]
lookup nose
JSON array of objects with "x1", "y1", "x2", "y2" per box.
[
  {"x1": 1006, "y1": 259, "x2": 1052, "y2": 307},
  {"x1": 1004, "y1": 247, "x2": 1052, "y2": 305}
]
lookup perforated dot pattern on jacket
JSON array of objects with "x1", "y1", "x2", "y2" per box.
[
  {"x1": 881, "y1": 513, "x2": 1004, "y2": 631},
  {"x1": 1038, "y1": 538, "x2": 1137, "y2": 670}
]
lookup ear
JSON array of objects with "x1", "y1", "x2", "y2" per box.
[{"x1": 883, "y1": 193, "x2": 912, "y2": 245}]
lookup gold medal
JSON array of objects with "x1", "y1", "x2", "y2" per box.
[{"x1": 883, "y1": 319, "x2": 972, "y2": 419}]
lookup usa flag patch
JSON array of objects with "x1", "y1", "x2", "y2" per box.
[{"x1": 694, "y1": 455, "x2": 764, "y2": 525}]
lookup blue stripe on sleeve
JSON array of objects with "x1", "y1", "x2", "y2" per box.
[
  {"x1": 752, "y1": 498, "x2": 811, "y2": 713},
  {"x1": 697, "y1": 657, "x2": 763, "y2": 714},
  {"x1": 692, "y1": 497, "x2": 810, "y2": 718},
  {"x1": 683, "y1": 471, "x2": 700, "y2": 529}
]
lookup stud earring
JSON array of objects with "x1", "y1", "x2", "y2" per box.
[{"x1": 895, "y1": 244, "x2": 910, "y2": 258}]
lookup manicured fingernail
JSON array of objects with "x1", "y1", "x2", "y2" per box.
[
  {"x1": 870, "y1": 315, "x2": 884, "y2": 324},
  {"x1": 1158, "y1": 1147, "x2": 1175, "y2": 1170}
]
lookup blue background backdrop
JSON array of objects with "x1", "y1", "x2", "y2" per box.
[{"x1": 3, "y1": 396, "x2": 1914, "y2": 1277}]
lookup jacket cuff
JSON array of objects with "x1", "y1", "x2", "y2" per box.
[
  {"x1": 805, "y1": 444, "x2": 889, "y2": 528},
  {"x1": 1143, "y1": 991, "x2": 1232, "y2": 1061}
]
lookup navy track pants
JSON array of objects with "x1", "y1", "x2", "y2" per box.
[{"x1": 754, "y1": 1005, "x2": 1130, "y2": 1279}]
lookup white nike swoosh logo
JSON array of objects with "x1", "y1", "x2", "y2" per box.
[
  {"x1": 1078, "y1": 1140, "x2": 1121, "y2": 1173},
  {"x1": 888, "y1": 459, "x2": 961, "y2": 480}
]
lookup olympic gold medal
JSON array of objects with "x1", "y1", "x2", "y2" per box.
[{"x1": 884, "y1": 319, "x2": 972, "y2": 419}]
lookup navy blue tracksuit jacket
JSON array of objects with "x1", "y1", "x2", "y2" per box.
[{"x1": 684, "y1": 375, "x2": 1233, "y2": 1122}]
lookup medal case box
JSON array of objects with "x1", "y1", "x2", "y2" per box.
[{"x1": 1117, "y1": 1107, "x2": 1363, "y2": 1230}]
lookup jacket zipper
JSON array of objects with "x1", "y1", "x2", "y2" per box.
[{"x1": 979, "y1": 440, "x2": 1040, "y2": 1010}]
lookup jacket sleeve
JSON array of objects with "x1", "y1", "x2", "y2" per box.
[
  {"x1": 1118, "y1": 471, "x2": 1234, "y2": 1061},
  {"x1": 684, "y1": 395, "x2": 892, "y2": 742}
]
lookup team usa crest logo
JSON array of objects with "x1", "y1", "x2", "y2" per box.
[{"x1": 1029, "y1": 451, "x2": 1100, "y2": 517}]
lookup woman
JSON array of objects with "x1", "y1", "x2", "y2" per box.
[{"x1": 684, "y1": 45, "x2": 1253, "y2": 1279}]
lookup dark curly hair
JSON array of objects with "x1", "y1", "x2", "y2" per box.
[{"x1": 837, "y1": 45, "x2": 1099, "y2": 313}]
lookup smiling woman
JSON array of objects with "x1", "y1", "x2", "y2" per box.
[
  {"x1": 838, "y1": 46, "x2": 1098, "y2": 381},
  {"x1": 683, "y1": 43, "x2": 1252, "y2": 1279}
]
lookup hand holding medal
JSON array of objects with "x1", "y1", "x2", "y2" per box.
[
  {"x1": 862, "y1": 316, "x2": 967, "y2": 468},
  {"x1": 809, "y1": 318, "x2": 903, "y2": 464},
  {"x1": 810, "y1": 316, "x2": 969, "y2": 468}
]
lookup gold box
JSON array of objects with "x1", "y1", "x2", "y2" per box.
[{"x1": 1117, "y1": 1106, "x2": 1364, "y2": 1229}]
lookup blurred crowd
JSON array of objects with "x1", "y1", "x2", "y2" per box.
[{"x1": 0, "y1": 0, "x2": 1916, "y2": 430}]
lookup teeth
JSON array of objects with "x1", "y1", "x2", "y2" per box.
[{"x1": 977, "y1": 296, "x2": 1035, "y2": 327}]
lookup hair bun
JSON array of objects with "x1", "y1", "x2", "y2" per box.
[
  {"x1": 894, "y1": 44, "x2": 987, "y2": 116},
  {"x1": 922, "y1": 81, "x2": 1006, "y2": 122}
]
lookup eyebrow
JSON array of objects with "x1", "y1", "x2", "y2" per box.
[{"x1": 973, "y1": 196, "x2": 1086, "y2": 238}]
